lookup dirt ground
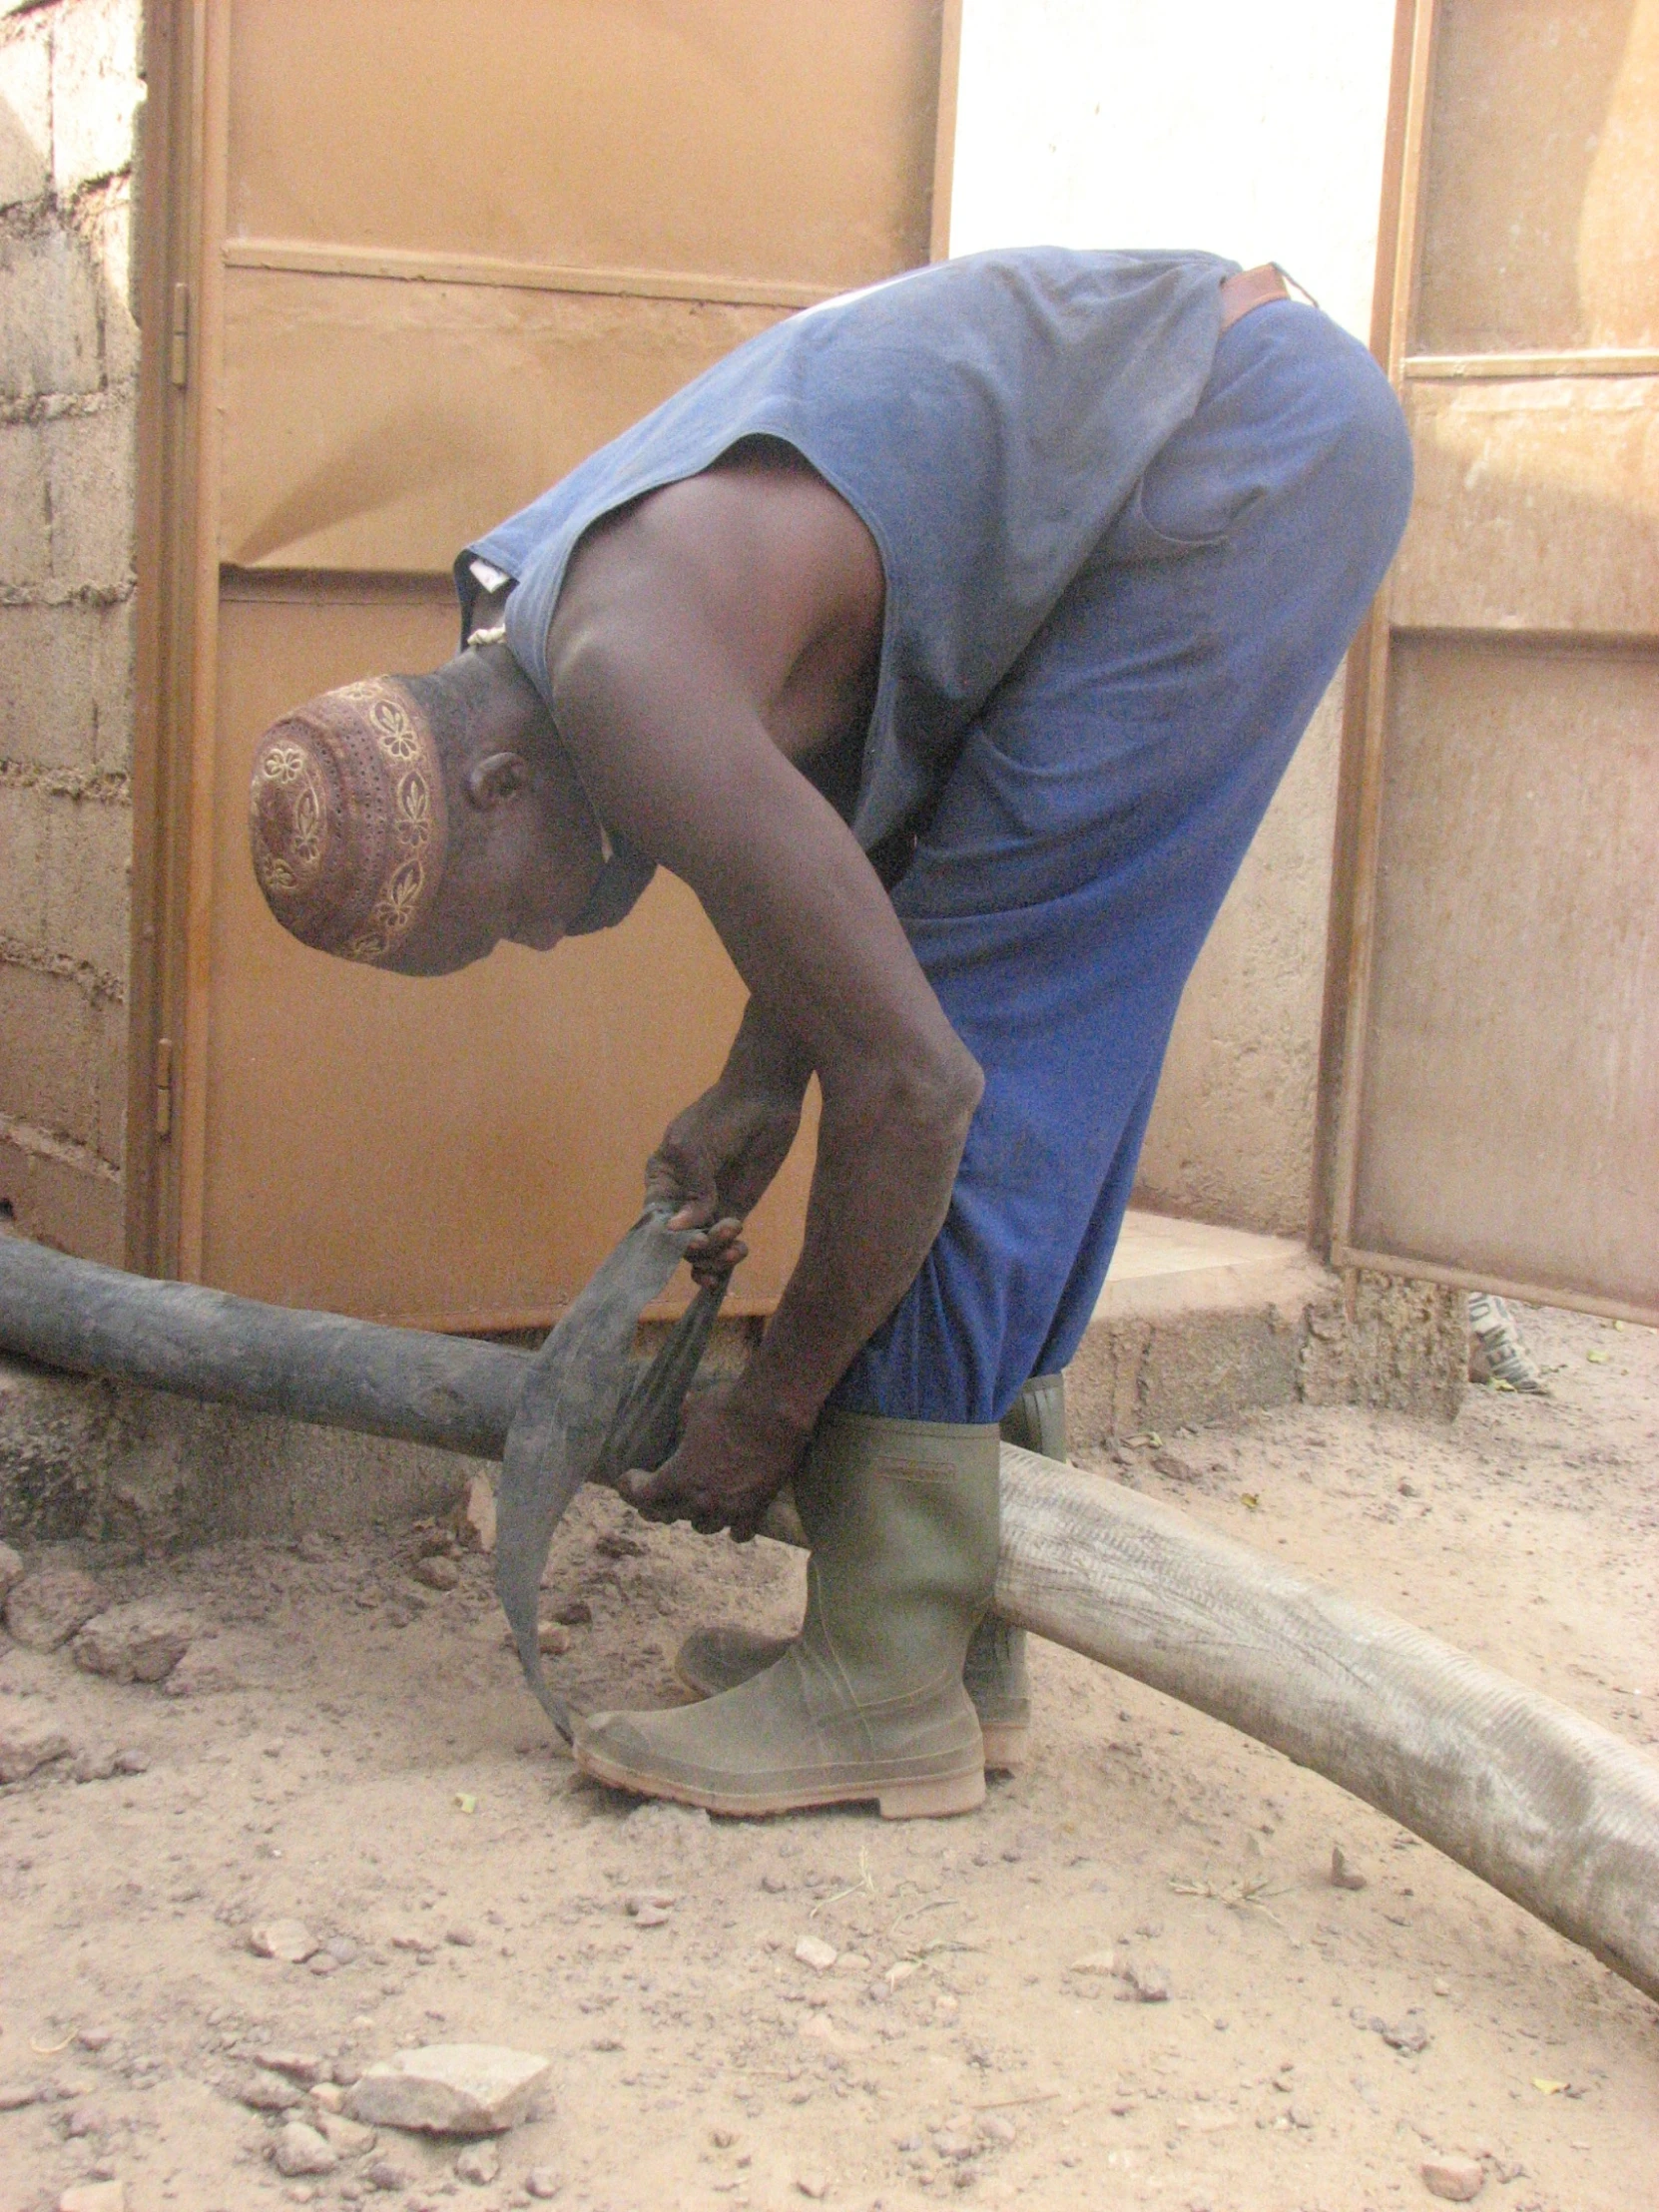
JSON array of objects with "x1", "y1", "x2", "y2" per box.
[{"x1": 1, "y1": 1302, "x2": 1655, "y2": 2212}]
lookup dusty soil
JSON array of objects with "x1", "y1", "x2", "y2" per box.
[{"x1": 1, "y1": 1303, "x2": 1655, "y2": 2212}]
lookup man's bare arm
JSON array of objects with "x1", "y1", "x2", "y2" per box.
[{"x1": 546, "y1": 510, "x2": 981, "y2": 1526}]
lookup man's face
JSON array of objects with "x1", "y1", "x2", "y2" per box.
[{"x1": 386, "y1": 650, "x2": 605, "y2": 975}]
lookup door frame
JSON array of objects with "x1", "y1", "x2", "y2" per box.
[
  {"x1": 1312, "y1": 0, "x2": 1433, "y2": 1283},
  {"x1": 127, "y1": 0, "x2": 212, "y2": 1279}
]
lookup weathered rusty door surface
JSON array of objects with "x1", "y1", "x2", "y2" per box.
[
  {"x1": 164, "y1": 2, "x2": 952, "y2": 1327},
  {"x1": 1330, "y1": 0, "x2": 1658, "y2": 1323}
]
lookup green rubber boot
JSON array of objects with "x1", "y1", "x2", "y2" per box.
[
  {"x1": 576, "y1": 1412, "x2": 999, "y2": 1819},
  {"x1": 674, "y1": 1377, "x2": 1066, "y2": 1774},
  {"x1": 963, "y1": 1373, "x2": 1065, "y2": 1768}
]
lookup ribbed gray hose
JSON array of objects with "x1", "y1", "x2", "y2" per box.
[
  {"x1": 984, "y1": 1443, "x2": 1659, "y2": 2004},
  {"x1": 2, "y1": 1236, "x2": 1655, "y2": 2001}
]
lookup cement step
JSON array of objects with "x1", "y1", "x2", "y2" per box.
[
  {"x1": 1067, "y1": 1209, "x2": 1466, "y2": 1448},
  {"x1": 1100, "y1": 1210, "x2": 1323, "y2": 1318}
]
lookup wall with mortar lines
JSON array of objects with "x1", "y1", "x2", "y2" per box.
[{"x1": 0, "y1": 0, "x2": 142, "y2": 1262}]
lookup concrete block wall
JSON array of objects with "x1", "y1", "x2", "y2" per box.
[
  {"x1": 0, "y1": 1352, "x2": 487, "y2": 1550},
  {"x1": 0, "y1": 0, "x2": 143, "y2": 1261}
]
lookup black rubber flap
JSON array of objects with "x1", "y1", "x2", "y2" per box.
[{"x1": 496, "y1": 1208, "x2": 728, "y2": 1740}]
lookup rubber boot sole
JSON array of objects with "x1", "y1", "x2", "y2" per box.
[
  {"x1": 673, "y1": 1643, "x2": 1028, "y2": 1776},
  {"x1": 575, "y1": 1735, "x2": 986, "y2": 1821}
]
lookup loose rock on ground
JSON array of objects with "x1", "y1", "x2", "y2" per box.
[
  {"x1": 0, "y1": 1717, "x2": 71, "y2": 1783},
  {"x1": 273, "y1": 2118, "x2": 339, "y2": 2175},
  {"x1": 71, "y1": 1603, "x2": 191, "y2": 1685},
  {"x1": 346, "y1": 2043, "x2": 550, "y2": 2135},
  {"x1": 1421, "y1": 2153, "x2": 1487, "y2": 2201},
  {"x1": 5, "y1": 1565, "x2": 103, "y2": 1650},
  {"x1": 249, "y1": 1918, "x2": 317, "y2": 1963}
]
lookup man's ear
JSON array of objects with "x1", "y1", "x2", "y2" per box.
[{"x1": 464, "y1": 751, "x2": 530, "y2": 811}]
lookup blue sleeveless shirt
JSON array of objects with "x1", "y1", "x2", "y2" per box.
[{"x1": 459, "y1": 246, "x2": 1238, "y2": 928}]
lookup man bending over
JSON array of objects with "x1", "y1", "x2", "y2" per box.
[{"x1": 250, "y1": 249, "x2": 1411, "y2": 1820}]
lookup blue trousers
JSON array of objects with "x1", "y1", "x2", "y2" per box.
[{"x1": 831, "y1": 302, "x2": 1412, "y2": 1424}]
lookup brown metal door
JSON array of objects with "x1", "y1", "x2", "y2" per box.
[
  {"x1": 143, "y1": 1, "x2": 954, "y2": 1326},
  {"x1": 1328, "y1": 0, "x2": 1658, "y2": 1325}
]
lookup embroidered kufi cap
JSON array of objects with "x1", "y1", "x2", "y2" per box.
[{"x1": 249, "y1": 678, "x2": 448, "y2": 964}]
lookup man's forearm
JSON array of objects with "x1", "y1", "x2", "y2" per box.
[
  {"x1": 733, "y1": 1044, "x2": 982, "y2": 1436},
  {"x1": 720, "y1": 994, "x2": 815, "y2": 1111}
]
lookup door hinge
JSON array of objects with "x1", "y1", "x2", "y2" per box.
[
  {"x1": 169, "y1": 282, "x2": 190, "y2": 387},
  {"x1": 155, "y1": 1036, "x2": 174, "y2": 1141}
]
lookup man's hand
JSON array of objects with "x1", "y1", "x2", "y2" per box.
[
  {"x1": 645, "y1": 996, "x2": 813, "y2": 1288},
  {"x1": 646, "y1": 1071, "x2": 804, "y2": 1290},
  {"x1": 619, "y1": 1382, "x2": 810, "y2": 1540}
]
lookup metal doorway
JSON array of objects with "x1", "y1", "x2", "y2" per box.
[{"x1": 1326, "y1": 0, "x2": 1658, "y2": 1325}]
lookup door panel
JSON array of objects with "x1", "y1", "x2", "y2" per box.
[
  {"x1": 1330, "y1": 0, "x2": 1659, "y2": 1323},
  {"x1": 1413, "y1": 0, "x2": 1657, "y2": 351},
  {"x1": 218, "y1": 271, "x2": 787, "y2": 572},
  {"x1": 225, "y1": 0, "x2": 939, "y2": 289},
  {"x1": 1391, "y1": 377, "x2": 1659, "y2": 633},
  {"x1": 1351, "y1": 636, "x2": 1658, "y2": 1310},
  {"x1": 171, "y1": 2, "x2": 948, "y2": 1325}
]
